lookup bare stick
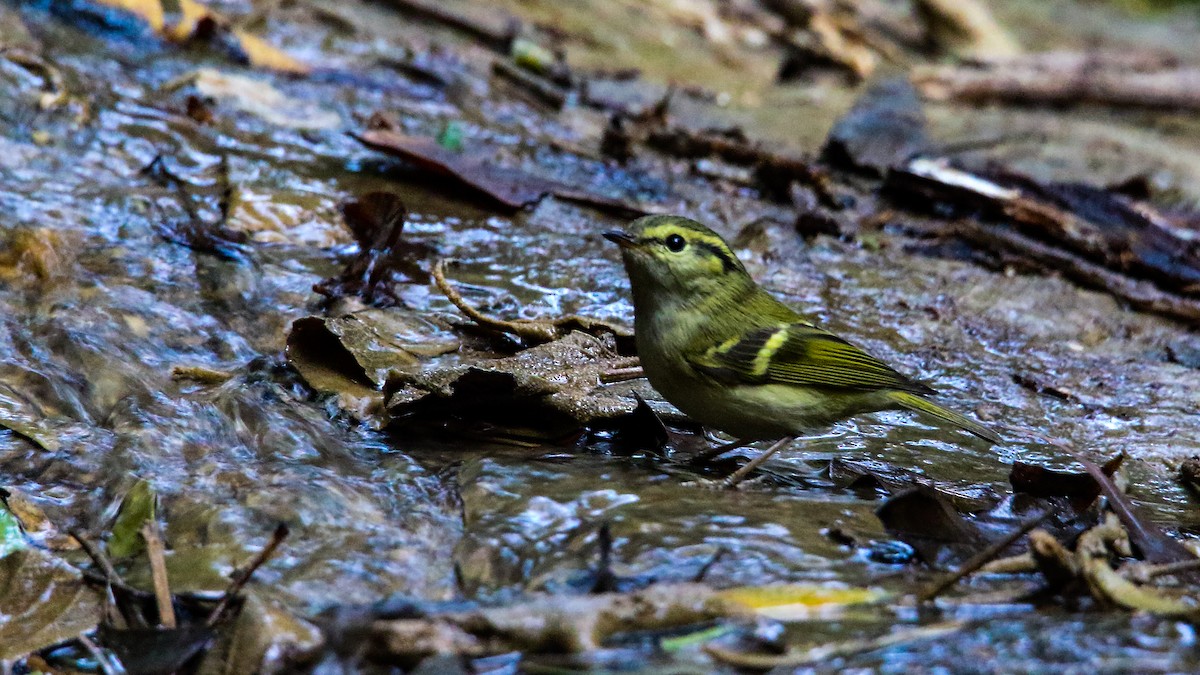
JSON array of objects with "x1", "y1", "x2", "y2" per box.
[
  {"x1": 141, "y1": 521, "x2": 176, "y2": 629},
  {"x1": 918, "y1": 510, "x2": 1048, "y2": 603},
  {"x1": 206, "y1": 523, "x2": 289, "y2": 626},
  {"x1": 599, "y1": 365, "x2": 644, "y2": 383}
]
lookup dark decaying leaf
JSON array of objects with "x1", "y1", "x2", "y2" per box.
[
  {"x1": 821, "y1": 77, "x2": 929, "y2": 176},
  {"x1": 829, "y1": 457, "x2": 998, "y2": 512},
  {"x1": 384, "y1": 332, "x2": 644, "y2": 438},
  {"x1": 607, "y1": 392, "x2": 669, "y2": 454},
  {"x1": 354, "y1": 117, "x2": 647, "y2": 215},
  {"x1": 874, "y1": 487, "x2": 990, "y2": 566},
  {"x1": 1009, "y1": 454, "x2": 1124, "y2": 512},
  {"x1": 286, "y1": 310, "x2": 461, "y2": 422},
  {"x1": 98, "y1": 624, "x2": 216, "y2": 675},
  {"x1": 313, "y1": 192, "x2": 433, "y2": 306},
  {"x1": 0, "y1": 549, "x2": 102, "y2": 660}
]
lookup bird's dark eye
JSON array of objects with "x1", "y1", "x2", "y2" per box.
[{"x1": 665, "y1": 234, "x2": 686, "y2": 252}]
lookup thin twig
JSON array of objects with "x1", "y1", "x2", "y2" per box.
[
  {"x1": 723, "y1": 436, "x2": 793, "y2": 488},
  {"x1": 432, "y1": 259, "x2": 556, "y2": 342},
  {"x1": 492, "y1": 59, "x2": 567, "y2": 109},
  {"x1": 141, "y1": 521, "x2": 176, "y2": 628},
  {"x1": 692, "y1": 547, "x2": 727, "y2": 582},
  {"x1": 71, "y1": 529, "x2": 152, "y2": 628},
  {"x1": 206, "y1": 523, "x2": 289, "y2": 626},
  {"x1": 979, "y1": 552, "x2": 1037, "y2": 574},
  {"x1": 71, "y1": 529, "x2": 125, "y2": 587},
  {"x1": 77, "y1": 634, "x2": 119, "y2": 675},
  {"x1": 918, "y1": 510, "x2": 1048, "y2": 603}
]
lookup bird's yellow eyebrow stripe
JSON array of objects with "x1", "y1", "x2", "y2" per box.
[{"x1": 750, "y1": 325, "x2": 790, "y2": 376}]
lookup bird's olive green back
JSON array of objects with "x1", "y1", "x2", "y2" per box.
[{"x1": 689, "y1": 322, "x2": 935, "y2": 394}]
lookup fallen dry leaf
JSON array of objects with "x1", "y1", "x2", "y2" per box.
[
  {"x1": 230, "y1": 28, "x2": 311, "y2": 75},
  {"x1": 83, "y1": 0, "x2": 310, "y2": 74},
  {"x1": 93, "y1": 0, "x2": 164, "y2": 31},
  {"x1": 192, "y1": 69, "x2": 338, "y2": 129}
]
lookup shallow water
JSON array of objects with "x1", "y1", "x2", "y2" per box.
[{"x1": 2, "y1": 0, "x2": 1200, "y2": 670}]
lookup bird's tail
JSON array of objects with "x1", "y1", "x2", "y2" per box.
[{"x1": 888, "y1": 391, "x2": 1002, "y2": 445}]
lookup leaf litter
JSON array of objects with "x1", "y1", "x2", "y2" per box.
[{"x1": 6, "y1": 0, "x2": 1200, "y2": 671}]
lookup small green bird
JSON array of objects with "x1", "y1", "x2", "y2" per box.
[{"x1": 604, "y1": 215, "x2": 1000, "y2": 483}]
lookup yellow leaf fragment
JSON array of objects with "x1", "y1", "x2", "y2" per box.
[
  {"x1": 232, "y1": 29, "x2": 311, "y2": 74},
  {"x1": 716, "y1": 584, "x2": 886, "y2": 621},
  {"x1": 94, "y1": 0, "x2": 164, "y2": 32},
  {"x1": 168, "y1": 0, "x2": 212, "y2": 41}
]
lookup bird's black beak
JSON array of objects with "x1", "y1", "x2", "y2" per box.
[{"x1": 603, "y1": 229, "x2": 638, "y2": 249}]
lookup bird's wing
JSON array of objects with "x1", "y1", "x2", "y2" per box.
[{"x1": 688, "y1": 322, "x2": 935, "y2": 394}]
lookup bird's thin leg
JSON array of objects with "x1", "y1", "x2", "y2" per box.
[
  {"x1": 723, "y1": 436, "x2": 795, "y2": 489},
  {"x1": 691, "y1": 437, "x2": 752, "y2": 464}
]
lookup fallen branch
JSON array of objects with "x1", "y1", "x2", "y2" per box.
[
  {"x1": 954, "y1": 220, "x2": 1200, "y2": 323},
  {"x1": 914, "y1": 55, "x2": 1200, "y2": 110},
  {"x1": 887, "y1": 158, "x2": 1200, "y2": 324},
  {"x1": 367, "y1": 583, "x2": 748, "y2": 660}
]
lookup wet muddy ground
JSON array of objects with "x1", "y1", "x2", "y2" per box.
[{"x1": 2, "y1": 0, "x2": 1200, "y2": 671}]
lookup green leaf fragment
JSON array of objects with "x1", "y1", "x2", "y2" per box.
[
  {"x1": 0, "y1": 502, "x2": 27, "y2": 558},
  {"x1": 108, "y1": 479, "x2": 157, "y2": 559},
  {"x1": 437, "y1": 120, "x2": 464, "y2": 152}
]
